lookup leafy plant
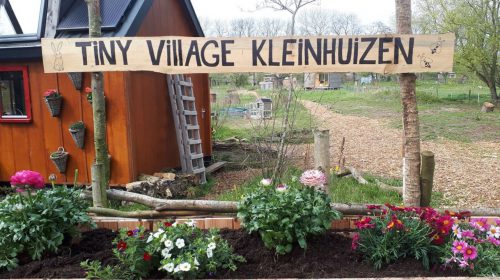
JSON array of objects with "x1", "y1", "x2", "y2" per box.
[
  {"x1": 69, "y1": 121, "x2": 85, "y2": 130},
  {"x1": 0, "y1": 187, "x2": 94, "y2": 270},
  {"x1": 43, "y1": 89, "x2": 61, "y2": 99},
  {"x1": 352, "y1": 204, "x2": 465, "y2": 270},
  {"x1": 237, "y1": 177, "x2": 342, "y2": 254},
  {"x1": 146, "y1": 221, "x2": 244, "y2": 279},
  {"x1": 440, "y1": 218, "x2": 500, "y2": 276},
  {"x1": 82, "y1": 221, "x2": 245, "y2": 279}
]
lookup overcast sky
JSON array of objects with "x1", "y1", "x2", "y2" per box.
[{"x1": 191, "y1": 0, "x2": 395, "y2": 26}]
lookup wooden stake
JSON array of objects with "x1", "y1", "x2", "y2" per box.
[{"x1": 420, "y1": 151, "x2": 435, "y2": 207}]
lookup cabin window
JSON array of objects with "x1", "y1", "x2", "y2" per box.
[{"x1": 0, "y1": 66, "x2": 31, "y2": 123}]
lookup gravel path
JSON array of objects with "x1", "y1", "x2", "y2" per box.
[{"x1": 302, "y1": 100, "x2": 500, "y2": 208}]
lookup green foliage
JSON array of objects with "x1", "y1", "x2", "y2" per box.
[
  {"x1": 81, "y1": 260, "x2": 136, "y2": 280},
  {"x1": 329, "y1": 176, "x2": 402, "y2": 205},
  {"x1": 146, "y1": 222, "x2": 244, "y2": 279},
  {"x1": 230, "y1": 73, "x2": 249, "y2": 88},
  {"x1": 354, "y1": 210, "x2": 438, "y2": 270},
  {"x1": 0, "y1": 187, "x2": 94, "y2": 270},
  {"x1": 237, "y1": 184, "x2": 342, "y2": 254}
]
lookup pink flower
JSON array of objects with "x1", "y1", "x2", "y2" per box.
[
  {"x1": 260, "y1": 178, "x2": 272, "y2": 186},
  {"x1": 10, "y1": 170, "x2": 45, "y2": 189},
  {"x1": 366, "y1": 204, "x2": 382, "y2": 210},
  {"x1": 461, "y1": 230, "x2": 475, "y2": 240},
  {"x1": 496, "y1": 219, "x2": 500, "y2": 226},
  {"x1": 452, "y1": 240, "x2": 467, "y2": 254},
  {"x1": 458, "y1": 259, "x2": 469, "y2": 268},
  {"x1": 470, "y1": 218, "x2": 488, "y2": 231},
  {"x1": 351, "y1": 233, "x2": 359, "y2": 250},
  {"x1": 299, "y1": 169, "x2": 326, "y2": 187},
  {"x1": 276, "y1": 183, "x2": 288, "y2": 192},
  {"x1": 463, "y1": 245, "x2": 477, "y2": 260},
  {"x1": 486, "y1": 236, "x2": 500, "y2": 246}
]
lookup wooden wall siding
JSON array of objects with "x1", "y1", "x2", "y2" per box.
[
  {"x1": 127, "y1": 0, "x2": 212, "y2": 177},
  {"x1": 0, "y1": 62, "x2": 133, "y2": 185}
]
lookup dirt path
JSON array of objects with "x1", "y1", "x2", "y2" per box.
[{"x1": 301, "y1": 100, "x2": 500, "y2": 208}]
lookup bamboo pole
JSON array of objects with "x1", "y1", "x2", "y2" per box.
[
  {"x1": 88, "y1": 207, "x2": 209, "y2": 218},
  {"x1": 420, "y1": 151, "x2": 435, "y2": 207}
]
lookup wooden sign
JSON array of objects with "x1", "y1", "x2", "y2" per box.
[{"x1": 42, "y1": 33, "x2": 455, "y2": 74}]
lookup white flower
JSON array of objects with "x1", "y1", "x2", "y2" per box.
[
  {"x1": 207, "y1": 248, "x2": 213, "y2": 258},
  {"x1": 12, "y1": 203, "x2": 24, "y2": 211},
  {"x1": 276, "y1": 184, "x2": 288, "y2": 192},
  {"x1": 162, "y1": 263, "x2": 175, "y2": 273},
  {"x1": 175, "y1": 238, "x2": 185, "y2": 249},
  {"x1": 146, "y1": 234, "x2": 154, "y2": 243},
  {"x1": 194, "y1": 258, "x2": 200, "y2": 266},
  {"x1": 260, "y1": 178, "x2": 272, "y2": 186},
  {"x1": 186, "y1": 220, "x2": 196, "y2": 227},
  {"x1": 208, "y1": 242, "x2": 216, "y2": 250},
  {"x1": 164, "y1": 239, "x2": 174, "y2": 249},
  {"x1": 488, "y1": 225, "x2": 500, "y2": 238},
  {"x1": 452, "y1": 224, "x2": 462, "y2": 239},
  {"x1": 172, "y1": 222, "x2": 178, "y2": 227},
  {"x1": 179, "y1": 262, "x2": 191, "y2": 272},
  {"x1": 153, "y1": 228, "x2": 164, "y2": 238},
  {"x1": 174, "y1": 265, "x2": 180, "y2": 273},
  {"x1": 161, "y1": 248, "x2": 171, "y2": 258}
]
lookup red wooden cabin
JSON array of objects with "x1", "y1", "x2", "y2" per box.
[{"x1": 0, "y1": 0, "x2": 211, "y2": 185}]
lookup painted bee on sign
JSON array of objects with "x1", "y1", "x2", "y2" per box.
[
  {"x1": 418, "y1": 54, "x2": 433, "y2": 68},
  {"x1": 429, "y1": 37, "x2": 445, "y2": 54}
]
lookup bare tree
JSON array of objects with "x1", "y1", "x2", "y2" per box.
[
  {"x1": 366, "y1": 21, "x2": 394, "y2": 34},
  {"x1": 297, "y1": 7, "x2": 332, "y2": 35},
  {"x1": 230, "y1": 18, "x2": 256, "y2": 37},
  {"x1": 330, "y1": 13, "x2": 363, "y2": 35},
  {"x1": 257, "y1": 0, "x2": 318, "y2": 36},
  {"x1": 255, "y1": 18, "x2": 288, "y2": 36},
  {"x1": 396, "y1": 0, "x2": 421, "y2": 206}
]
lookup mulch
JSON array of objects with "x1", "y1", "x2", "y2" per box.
[{"x1": 0, "y1": 228, "x2": 466, "y2": 279}]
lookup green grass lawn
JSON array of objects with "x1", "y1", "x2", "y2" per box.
[{"x1": 300, "y1": 81, "x2": 499, "y2": 142}]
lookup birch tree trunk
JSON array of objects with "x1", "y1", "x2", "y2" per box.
[
  {"x1": 86, "y1": 0, "x2": 109, "y2": 207},
  {"x1": 396, "y1": 0, "x2": 421, "y2": 206}
]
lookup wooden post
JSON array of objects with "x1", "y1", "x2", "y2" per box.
[
  {"x1": 86, "y1": 0, "x2": 108, "y2": 207},
  {"x1": 420, "y1": 151, "x2": 435, "y2": 207},
  {"x1": 314, "y1": 129, "x2": 330, "y2": 192}
]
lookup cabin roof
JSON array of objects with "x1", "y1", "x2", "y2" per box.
[
  {"x1": 0, "y1": 0, "x2": 204, "y2": 61},
  {"x1": 258, "y1": 98, "x2": 272, "y2": 103}
]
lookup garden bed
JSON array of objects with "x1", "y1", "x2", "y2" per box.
[{"x1": 0, "y1": 228, "x2": 466, "y2": 279}]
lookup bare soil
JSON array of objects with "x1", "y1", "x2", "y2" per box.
[
  {"x1": 301, "y1": 100, "x2": 500, "y2": 208},
  {"x1": 0, "y1": 229, "x2": 465, "y2": 279}
]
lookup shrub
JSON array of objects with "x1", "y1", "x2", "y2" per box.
[
  {"x1": 440, "y1": 218, "x2": 500, "y2": 276},
  {"x1": 352, "y1": 205, "x2": 451, "y2": 270},
  {"x1": 82, "y1": 221, "x2": 244, "y2": 279},
  {"x1": 237, "y1": 175, "x2": 342, "y2": 254},
  {"x1": 0, "y1": 186, "x2": 94, "y2": 270}
]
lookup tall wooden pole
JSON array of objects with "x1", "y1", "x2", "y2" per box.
[
  {"x1": 313, "y1": 129, "x2": 330, "y2": 193},
  {"x1": 396, "y1": 0, "x2": 421, "y2": 206},
  {"x1": 420, "y1": 151, "x2": 435, "y2": 207},
  {"x1": 86, "y1": 0, "x2": 108, "y2": 207}
]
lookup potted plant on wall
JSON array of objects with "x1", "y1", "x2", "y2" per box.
[
  {"x1": 69, "y1": 121, "x2": 85, "y2": 149},
  {"x1": 43, "y1": 89, "x2": 62, "y2": 117},
  {"x1": 50, "y1": 147, "x2": 69, "y2": 173}
]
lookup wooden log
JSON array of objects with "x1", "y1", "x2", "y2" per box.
[
  {"x1": 346, "y1": 166, "x2": 368, "y2": 185},
  {"x1": 481, "y1": 102, "x2": 495, "y2": 112},
  {"x1": 313, "y1": 129, "x2": 331, "y2": 172},
  {"x1": 81, "y1": 190, "x2": 500, "y2": 217},
  {"x1": 138, "y1": 174, "x2": 162, "y2": 184},
  {"x1": 374, "y1": 179, "x2": 403, "y2": 195},
  {"x1": 88, "y1": 207, "x2": 208, "y2": 218},
  {"x1": 420, "y1": 151, "x2": 435, "y2": 207}
]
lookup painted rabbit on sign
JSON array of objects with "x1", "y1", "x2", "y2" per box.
[{"x1": 52, "y1": 42, "x2": 64, "y2": 71}]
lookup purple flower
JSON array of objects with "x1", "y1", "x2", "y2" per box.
[
  {"x1": 461, "y1": 230, "x2": 475, "y2": 239},
  {"x1": 486, "y1": 236, "x2": 500, "y2": 246},
  {"x1": 463, "y1": 245, "x2": 478, "y2": 261},
  {"x1": 470, "y1": 218, "x2": 488, "y2": 231},
  {"x1": 459, "y1": 259, "x2": 469, "y2": 268}
]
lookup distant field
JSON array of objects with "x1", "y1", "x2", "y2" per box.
[{"x1": 299, "y1": 81, "x2": 499, "y2": 142}]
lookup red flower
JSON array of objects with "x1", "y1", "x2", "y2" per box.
[
  {"x1": 355, "y1": 217, "x2": 375, "y2": 229},
  {"x1": 84, "y1": 87, "x2": 92, "y2": 93},
  {"x1": 431, "y1": 233, "x2": 445, "y2": 245},
  {"x1": 351, "y1": 233, "x2": 360, "y2": 250},
  {"x1": 127, "y1": 230, "x2": 134, "y2": 236},
  {"x1": 437, "y1": 216, "x2": 453, "y2": 230},
  {"x1": 117, "y1": 240, "x2": 127, "y2": 251},
  {"x1": 44, "y1": 89, "x2": 58, "y2": 97},
  {"x1": 366, "y1": 204, "x2": 381, "y2": 210},
  {"x1": 164, "y1": 221, "x2": 173, "y2": 227},
  {"x1": 143, "y1": 252, "x2": 151, "y2": 261},
  {"x1": 384, "y1": 204, "x2": 405, "y2": 212},
  {"x1": 387, "y1": 215, "x2": 404, "y2": 230}
]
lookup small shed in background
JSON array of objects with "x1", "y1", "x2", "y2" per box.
[
  {"x1": 249, "y1": 97, "x2": 272, "y2": 120},
  {"x1": 304, "y1": 73, "x2": 343, "y2": 90}
]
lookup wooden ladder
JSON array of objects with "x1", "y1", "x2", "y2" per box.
[{"x1": 166, "y1": 74, "x2": 206, "y2": 184}]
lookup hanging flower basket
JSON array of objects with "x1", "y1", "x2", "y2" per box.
[
  {"x1": 69, "y1": 121, "x2": 85, "y2": 149},
  {"x1": 44, "y1": 89, "x2": 62, "y2": 117},
  {"x1": 50, "y1": 147, "x2": 69, "y2": 173}
]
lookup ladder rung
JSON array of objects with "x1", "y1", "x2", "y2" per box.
[
  {"x1": 182, "y1": 96, "x2": 195, "y2": 101},
  {"x1": 190, "y1": 153, "x2": 204, "y2": 160},
  {"x1": 192, "y1": 168, "x2": 205, "y2": 174},
  {"x1": 178, "y1": 81, "x2": 193, "y2": 87},
  {"x1": 183, "y1": 110, "x2": 197, "y2": 116},
  {"x1": 188, "y1": 139, "x2": 201, "y2": 145},
  {"x1": 186, "y1": 125, "x2": 199, "y2": 130}
]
